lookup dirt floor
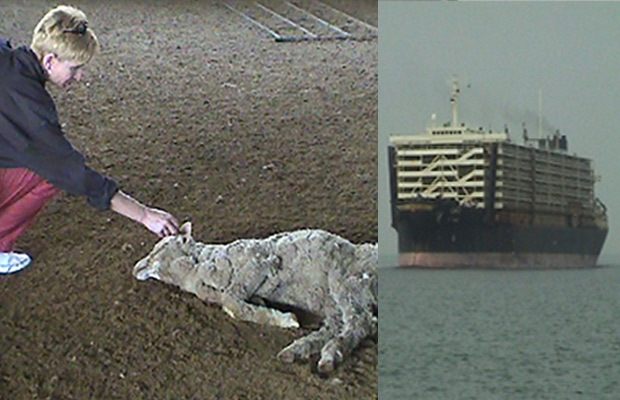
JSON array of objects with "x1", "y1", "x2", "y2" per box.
[{"x1": 0, "y1": 0, "x2": 377, "y2": 399}]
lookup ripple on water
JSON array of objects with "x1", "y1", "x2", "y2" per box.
[{"x1": 379, "y1": 266, "x2": 620, "y2": 400}]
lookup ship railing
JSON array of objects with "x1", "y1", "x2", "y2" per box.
[
  {"x1": 419, "y1": 155, "x2": 446, "y2": 175},
  {"x1": 456, "y1": 169, "x2": 483, "y2": 185},
  {"x1": 416, "y1": 170, "x2": 482, "y2": 193},
  {"x1": 397, "y1": 188, "x2": 484, "y2": 208},
  {"x1": 396, "y1": 146, "x2": 482, "y2": 175},
  {"x1": 460, "y1": 193, "x2": 481, "y2": 207},
  {"x1": 595, "y1": 198, "x2": 607, "y2": 214},
  {"x1": 401, "y1": 159, "x2": 484, "y2": 174},
  {"x1": 421, "y1": 175, "x2": 455, "y2": 198},
  {"x1": 456, "y1": 147, "x2": 484, "y2": 162},
  {"x1": 418, "y1": 178, "x2": 484, "y2": 206}
]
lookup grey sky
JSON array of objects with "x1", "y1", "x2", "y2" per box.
[{"x1": 379, "y1": 1, "x2": 620, "y2": 266}]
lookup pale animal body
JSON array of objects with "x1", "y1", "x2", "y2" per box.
[{"x1": 133, "y1": 223, "x2": 377, "y2": 373}]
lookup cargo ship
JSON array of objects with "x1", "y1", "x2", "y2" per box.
[{"x1": 388, "y1": 80, "x2": 608, "y2": 268}]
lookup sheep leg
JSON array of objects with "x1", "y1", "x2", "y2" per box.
[
  {"x1": 277, "y1": 314, "x2": 341, "y2": 363},
  {"x1": 194, "y1": 282, "x2": 224, "y2": 304},
  {"x1": 317, "y1": 272, "x2": 375, "y2": 373},
  {"x1": 214, "y1": 254, "x2": 301, "y2": 328},
  {"x1": 219, "y1": 293, "x2": 299, "y2": 328}
]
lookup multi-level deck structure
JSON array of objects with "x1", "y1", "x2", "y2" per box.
[{"x1": 388, "y1": 81, "x2": 608, "y2": 268}]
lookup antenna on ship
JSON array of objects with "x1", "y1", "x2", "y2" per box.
[
  {"x1": 538, "y1": 87, "x2": 543, "y2": 138},
  {"x1": 450, "y1": 76, "x2": 460, "y2": 127}
]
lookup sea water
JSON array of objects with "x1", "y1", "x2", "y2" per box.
[{"x1": 379, "y1": 265, "x2": 620, "y2": 399}]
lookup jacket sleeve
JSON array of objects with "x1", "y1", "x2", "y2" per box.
[{"x1": 4, "y1": 77, "x2": 119, "y2": 210}]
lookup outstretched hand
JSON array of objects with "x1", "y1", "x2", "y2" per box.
[
  {"x1": 142, "y1": 207, "x2": 179, "y2": 237},
  {"x1": 110, "y1": 190, "x2": 180, "y2": 237}
]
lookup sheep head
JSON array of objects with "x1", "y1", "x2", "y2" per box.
[{"x1": 133, "y1": 221, "x2": 195, "y2": 283}]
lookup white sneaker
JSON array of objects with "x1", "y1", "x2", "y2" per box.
[{"x1": 0, "y1": 252, "x2": 32, "y2": 274}]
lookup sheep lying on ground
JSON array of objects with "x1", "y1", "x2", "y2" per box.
[{"x1": 133, "y1": 222, "x2": 377, "y2": 373}]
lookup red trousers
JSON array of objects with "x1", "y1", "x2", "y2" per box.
[{"x1": 0, "y1": 168, "x2": 60, "y2": 251}]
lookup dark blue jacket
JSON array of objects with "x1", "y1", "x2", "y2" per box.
[{"x1": 0, "y1": 39, "x2": 118, "y2": 210}]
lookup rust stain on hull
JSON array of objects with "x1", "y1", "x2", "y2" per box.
[{"x1": 399, "y1": 252, "x2": 599, "y2": 269}]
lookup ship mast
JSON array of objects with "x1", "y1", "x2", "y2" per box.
[
  {"x1": 538, "y1": 87, "x2": 542, "y2": 138},
  {"x1": 450, "y1": 77, "x2": 460, "y2": 127}
]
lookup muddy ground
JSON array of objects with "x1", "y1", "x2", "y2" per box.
[{"x1": 0, "y1": 1, "x2": 377, "y2": 399}]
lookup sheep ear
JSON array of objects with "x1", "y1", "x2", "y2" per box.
[{"x1": 179, "y1": 222, "x2": 192, "y2": 242}]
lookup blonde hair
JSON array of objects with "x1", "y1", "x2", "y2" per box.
[{"x1": 31, "y1": 5, "x2": 99, "y2": 64}]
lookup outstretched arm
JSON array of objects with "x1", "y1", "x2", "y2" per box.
[{"x1": 110, "y1": 190, "x2": 179, "y2": 237}]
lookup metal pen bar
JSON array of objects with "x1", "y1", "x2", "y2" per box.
[
  {"x1": 275, "y1": 34, "x2": 349, "y2": 42},
  {"x1": 284, "y1": 0, "x2": 351, "y2": 37},
  {"x1": 255, "y1": 1, "x2": 318, "y2": 39},
  {"x1": 224, "y1": 3, "x2": 283, "y2": 41},
  {"x1": 311, "y1": 0, "x2": 378, "y2": 32}
]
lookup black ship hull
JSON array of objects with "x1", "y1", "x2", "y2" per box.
[{"x1": 394, "y1": 204, "x2": 608, "y2": 269}]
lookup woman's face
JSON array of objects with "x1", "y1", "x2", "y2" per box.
[{"x1": 43, "y1": 54, "x2": 85, "y2": 88}]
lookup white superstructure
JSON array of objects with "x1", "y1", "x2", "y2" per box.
[{"x1": 389, "y1": 80, "x2": 597, "y2": 214}]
